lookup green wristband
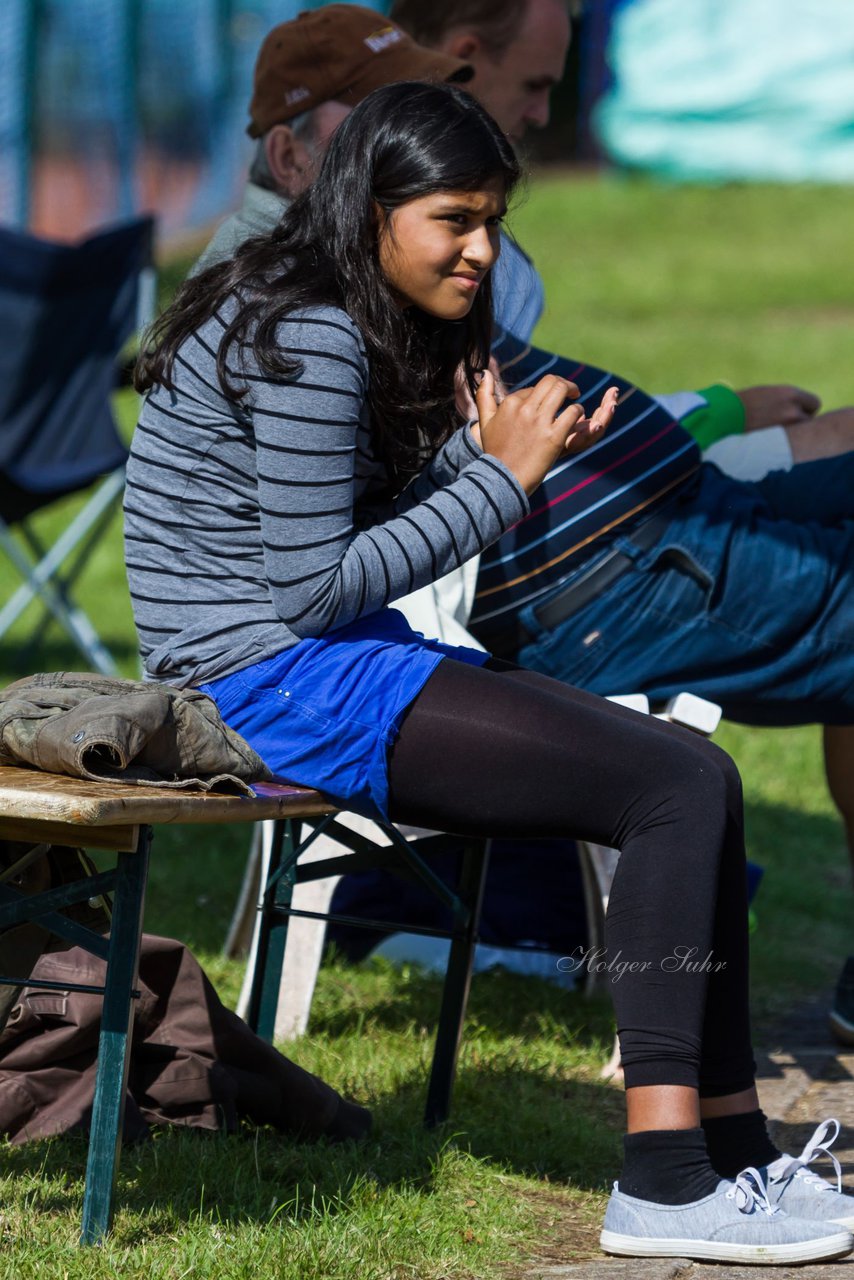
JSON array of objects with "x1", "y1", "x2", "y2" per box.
[{"x1": 682, "y1": 384, "x2": 746, "y2": 450}]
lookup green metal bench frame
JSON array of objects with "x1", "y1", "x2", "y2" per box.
[
  {"x1": 0, "y1": 767, "x2": 489, "y2": 1244},
  {"x1": 245, "y1": 815, "x2": 489, "y2": 1128}
]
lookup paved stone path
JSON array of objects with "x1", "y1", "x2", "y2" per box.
[{"x1": 522, "y1": 1022, "x2": 854, "y2": 1280}]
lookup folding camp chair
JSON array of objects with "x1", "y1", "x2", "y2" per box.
[{"x1": 0, "y1": 218, "x2": 156, "y2": 674}]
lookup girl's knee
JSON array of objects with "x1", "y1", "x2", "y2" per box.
[
  {"x1": 646, "y1": 734, "x2": 739, "y2": 820},
  {"x1": 695, "y1": 737, "x2": 744, "y2": 810}
]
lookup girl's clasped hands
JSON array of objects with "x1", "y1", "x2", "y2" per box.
[{"x1": 473, "y1": 369, "x2": 619, "y2": 495}]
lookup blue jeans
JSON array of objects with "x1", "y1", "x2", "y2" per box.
[{"x1": 513, "y1": 456, "x2": 854, "y2": 725}]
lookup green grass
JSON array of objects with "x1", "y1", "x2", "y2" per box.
[
  {"x1": 513, "y1": 174, "x2": 854, "y2": 406},
  {"x1": 1, "y1": 173, "x2": 853, "y2": 1276}
]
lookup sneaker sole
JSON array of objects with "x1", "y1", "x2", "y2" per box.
[
  {"x1": 829, "y1": 1008, "x2": 854, "y2": 1046},
  {"x1": 599, "y1": 1227, "x2": 854, "y2": 1264}
]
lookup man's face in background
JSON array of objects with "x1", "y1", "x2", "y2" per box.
[{"x1": 424, "y1": 0, "x2": 571, "y2": 144}]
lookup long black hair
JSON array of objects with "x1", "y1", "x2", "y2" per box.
[{"x1": 136, "y1": 81, "x2": 521, "y2": 484}]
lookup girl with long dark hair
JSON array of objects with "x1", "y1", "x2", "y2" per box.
[{"x1": 127, "y1": 82, "x2": 853, "y2": 1264}]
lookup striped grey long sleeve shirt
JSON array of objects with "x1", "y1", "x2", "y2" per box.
[{"x1": 124, "y1": 302, "x2": 529, "y2": 686}]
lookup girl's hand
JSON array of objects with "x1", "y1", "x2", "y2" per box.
[
  {"x1": 476, "y1": 371, "x2": 619, "y2": 495},
  {"x1": 457, "y1": 357, "x2": 507, "y2": 442}
]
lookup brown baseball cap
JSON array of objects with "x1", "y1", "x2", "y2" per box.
[{"x1": 247, "y1": 4, "x2": 473, "y2": 138}]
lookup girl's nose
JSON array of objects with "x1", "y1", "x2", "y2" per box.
[{"x1": 462, "y1": 226, "x2": 497, "y2": 270}]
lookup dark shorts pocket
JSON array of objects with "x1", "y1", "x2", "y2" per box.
[{"x1": 518, "y1": 542, "x2": 716, "y2": 691}]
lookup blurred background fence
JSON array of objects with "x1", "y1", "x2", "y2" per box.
[
  {"x1": 0, "y1": 0, "x2": 612, "y2": 245},
  {"x1": 0, "y1": 0, "x2": 390, "y2": 241},
  {"x1": 2, "y1": 0, "x2": 854, "y2": 247}
]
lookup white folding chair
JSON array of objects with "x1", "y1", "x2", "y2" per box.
[{"x1": 227, "y1": 692, "x2": 722, "y2": 1052}]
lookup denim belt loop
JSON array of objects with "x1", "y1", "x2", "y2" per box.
[
  {"x1": 531, "y1": 507, "x2": 670, "y2": 635},
  {"x1": 482, "y1": 504, "x2": 674, "y2": 659}
]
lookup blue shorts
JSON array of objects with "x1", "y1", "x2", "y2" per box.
[
  {"x1": 513, "y1": 456, "x2": 854, "y2": 725},
  {"x1": 199, "y1": 609, "x2": 488, "y2": 822}
]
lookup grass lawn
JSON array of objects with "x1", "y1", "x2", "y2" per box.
[{"x1": 0, "y1": 173, "x2": 852, "y2": 1278}]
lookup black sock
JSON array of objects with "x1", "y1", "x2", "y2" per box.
[
  {"x1": 701, "y1": 1108, "x2": 781, "y2": 1178},
  {"x1": 619, "y1": 1128, "x2": 721, "y2": 1205}
]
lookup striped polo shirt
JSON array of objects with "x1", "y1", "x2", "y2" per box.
[{"x1": 468, "y1": 329, "x2": 701, "y2": 639}]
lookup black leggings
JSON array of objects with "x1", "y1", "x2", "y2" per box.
[{"x1": 386, "y1": 656, "x2": 755, "y2": 1096}]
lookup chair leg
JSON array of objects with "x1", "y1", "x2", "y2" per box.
[
  {"x1": 232, "y1": 821, "x2": 340, "y2": 1041},
  {"x1": 246, "y1": 818, "x2": 296, "y2": 1042},
  {"x1": 273, "y1": 868, "x2": 341, "y2": 1043},
  {"x1": 576, "y1": 839, "x2": 620, "y2": 996},
  {"x1": 224, "y1": 822, "x2": 265, "y2": 962},
  {"x1": 0, "y1": 473, "x2": 123, "y2": 676},
  {"x1": 81, "y1": 829, "x2": 150, "y2": 1245},
  {"x1": 23, "y1": 502, "x2": 120, "y2": 673},
  {"x1": 424, "y1": 837, "x2": 490, "y2": 1128}
]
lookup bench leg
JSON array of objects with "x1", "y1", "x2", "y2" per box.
[
  {"x1": 81, "y1": 829, "x2": 150, "y2": 1246},
  {"x1": 246, "y1": 818, "x2": 296, "y2": 1042},
  {"x1": 424, "y1": 838, "x2": 490, "y2": 1128}
]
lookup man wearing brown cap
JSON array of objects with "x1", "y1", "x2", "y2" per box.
[{"x1": 193, "y1": 5, "x2": 471, "y2": 273}]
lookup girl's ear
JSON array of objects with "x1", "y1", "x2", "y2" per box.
[
  {"x1": 373, "y1": 202, "x2": 394, "y2": 251},
  {"x1": 373, "y1": 202, "x2": 388, "y2": 233}
]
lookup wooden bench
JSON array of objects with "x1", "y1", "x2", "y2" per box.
[{"x1": 0, "y1": 765, "x2": 489, "y2": 1244}]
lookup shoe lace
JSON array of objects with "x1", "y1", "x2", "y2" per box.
[
  {"x1": 775, "y1": 1118, "x2": 843, "y2": 1194},
  {"x1": 725, "y1": 1167, "x2": 782, "y2": 1217}
]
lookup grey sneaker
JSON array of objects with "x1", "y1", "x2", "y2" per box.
[
  {"x1": 600, "y1": 1166, "x2": 854, "y2": 1264},
  {"x1": 830, "y1": 956, "x2": 854, "y2": 1045},
  {"x1": 764, "y1": 1118, "x2": 854, "y2": 1227}
]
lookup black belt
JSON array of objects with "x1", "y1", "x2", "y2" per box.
[{"x1": 482, "y1": 506, "x2": 672, "y2": 659}]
